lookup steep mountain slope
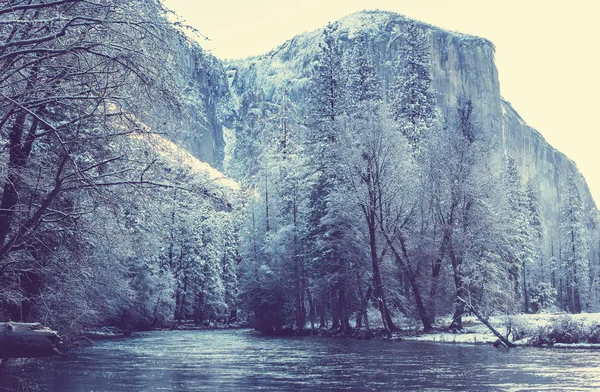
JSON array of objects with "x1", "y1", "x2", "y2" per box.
[
  {"x1": 501, "y1": 100, "x2": 595, "y2": 225},
  {"x1": 173, "y1": 42, "x2": 233, "y2": 169},
  {"x1": 226, "y1": 10, "x2": 596, "y2": 256}
]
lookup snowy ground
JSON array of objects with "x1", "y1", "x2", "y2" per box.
[{"x1": 399, "y1": 313, "x2": 600, "y2": 347}]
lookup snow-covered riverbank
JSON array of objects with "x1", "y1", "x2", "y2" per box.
[{"x1": 403, "y1": 313, "x2": 600, "y2": 348}]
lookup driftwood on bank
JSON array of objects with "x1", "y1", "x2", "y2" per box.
[{"x1": 0, "y1": 322, "x2": 62, "y2": 358}]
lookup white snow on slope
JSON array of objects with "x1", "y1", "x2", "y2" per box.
[{"x1": 132, "y1": 133, "x2": 239, "y2": 191}]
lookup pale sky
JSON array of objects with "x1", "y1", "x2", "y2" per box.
[{"x1": 165, "y1": 0, "x2": 600, "y2": 204}]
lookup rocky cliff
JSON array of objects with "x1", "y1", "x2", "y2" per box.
[
  {"x1": 225, "y1": 10, "x2": 596, "y2": 255},
  {"x1": 173, "y1": 42, "x2": 232, "y2": 169},
  {"x1": 501, "y1": 100, "x2": 596, "y2": 229}
]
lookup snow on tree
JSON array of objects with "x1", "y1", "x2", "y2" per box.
[
  {"x1": 503, "y1": 156, "x2": 535, "y2": 312},
  {"x1": 559, "y1": 175, "x2": 591, "y2": 313},
  {"x1": 343, "y1": 32, "x2": 381, "y2": 117},
  {"x1": 525, "y1": 181, "x2": 546, "y2": 285},
  {"x1": 307, "y1": 22, "x2": 344, "y2": 147},
  {"x1": 389, "y1": 20, "x2": 436, "y2": 151},
  {"x1": 304, "y1": 23, "x2": 356, "y2": 334},
  {"x1": 236, "y1": 86, "x2": 312, "y2": 332},
  {"x1": 0, "y1": 0, "x2": 206, "y2": 333}
]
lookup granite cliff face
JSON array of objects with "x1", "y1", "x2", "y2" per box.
[
  {"x1": 501, "y1": 100, "x2": 596, "y2": 229},
  {"x1": 173, "y1": 42, "x2": 232, "y2": 169},
  {"x1": 225, "y1": 10, "x2": 596, "y2": 254}
]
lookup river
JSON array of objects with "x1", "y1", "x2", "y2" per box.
[{"x1": 1, "y1": 329, "x2": 599, "y2": 391}]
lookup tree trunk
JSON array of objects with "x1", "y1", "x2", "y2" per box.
[
  {"x1": 294, "y1": 255, "x2": 306, "y2": 330},
  {"x1": 356, "y1": 278, "x2": 371, "y2": 331},
  {"x1": 319, "y1": 294, "x2": 327, "y2": 328},
  {"x1": 294, "y1": 282, "x2": 306, "y2": 331},
  {"x1": 180, "y1": 275, "x2": 188, "y2": 320},
  {"x1": 522, "y1": 259, "x2": 529, "y2": 313},
  {"x1": 365, "y1": 209, "x2": 397, "y2": 332},
  {"x1": 331, "y1": 289, "x2": 340, "y2": 330},
  {"x1": 383, "y1": 302, "x2": 396, "y2": 333},
  {"x1": 379, "y1": 226, "x2": 432, "y2": 332},
  {"x1": 0, "y1": 322, "x2": 61, "y2": 358},
  {"x1": 307, "y1": 288, "x2": 316, "y2": 329},
  {"x1": 151, "y1": 289, "x2": 164, "y2": 327},
  {"x1": 428, "y1": 272, "x2": 441, "y2": 324},
  {"x1": 0, "y1": 154, "x2": 68, "y2": 262},
  {"x1": 355, "y1": 311, "x2": 363, "y2": 329},
  {"x1": 449, "y1": 245, "x2": 466, "y2": 330},
  {"x1": 195, "y1": 291, "x2": 205, "y2": 326},
  {"x1": 355, "y1": 275, "x2": 364, "y2": 329},
  {"x1": 363, "y1": 305, "x2": 370, "y2": 332},
  {"x1": 428, "y1": 227, "x2": 451, "y2": 324},
  {"x1": 339, "y1": 288, "x2": 352, "y2": 334}
]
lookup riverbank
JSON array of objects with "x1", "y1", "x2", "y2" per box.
[
  {"x1": 256, "y1": 312, "x2": 600, "y2": 349},
  {"x1": 67, "y1": 313, "x2": 600, "y2": 350},
  {"x1": 402, "y1": 313, "x2": 600, "y2": 348}
]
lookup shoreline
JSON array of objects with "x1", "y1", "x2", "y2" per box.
[
  {"x1": 245, "y1": 312, "x2": 600, "y2": 350},
  {"x1": 24, "y1": 312, "x2": 600, "y2": 357}
]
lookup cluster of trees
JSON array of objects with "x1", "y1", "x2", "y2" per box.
[
  {"x1": 556, "y1": 176, "x2": 596, "y2": 313},
  {"x1": 0, "y1": 0, "x2": 239, "y2": 337},
  {"x1": 234, "y1": 21, "x2": 599, "y2": 334}
]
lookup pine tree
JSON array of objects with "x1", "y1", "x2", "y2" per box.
[
  {"x1": 526, "y1": 181, "x2": 545, "y2": 282},
  {"x1": 308, "y1": 23, "x2": 343, "y2": 148},
  {"x1": 304, "y1": 23, "x2": 354, "y2": 333},
  {"x1": 219, "y1": 213, "x2": 239, "y2": 324},
  {"x1": 344, "y1": 32, "x2": 381, "y2": 117},
  {"x1": 503, "y1": 156, "x2": 534, "y2": 312},
  {"x1": 559, "y1": 175, "x2": 590, "y2": 313},
  {"x1": 266, "y1": 88, "x2": 309, "y2": 331},
  {"x1": 389, "y1": 20, "x2": 436, "y2": 151}
]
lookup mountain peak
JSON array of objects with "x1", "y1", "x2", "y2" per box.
[
  {"x1": 335, "y1": 9, "x2": 401, "y2": 31},
  {"x1": 332, "y1": 9, "x2": 491, "y2": 46}
]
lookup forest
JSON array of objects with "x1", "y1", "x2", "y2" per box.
[
  {"x1": 1, "y1": 0, "x2": 598, "y2": 341},
  {"x1": 233, "y1": 22, "x2": 599, "y2": 335},
  {"x1": 0, "y1": 0, "x2": 239, "y2": 338}
]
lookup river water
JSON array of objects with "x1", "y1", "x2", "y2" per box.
[{"x1": 1, "y1": 329, "x2": 600, "y2": 391}]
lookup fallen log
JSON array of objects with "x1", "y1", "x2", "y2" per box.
[
  {"x1": 0, "y1": 322, "x2": 62, "y2": 358},
  {"x1": 457, "y1": 297, "x2": 516, "y2": 348}
]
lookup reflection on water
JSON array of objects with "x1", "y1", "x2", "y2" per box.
[{"x1": 1, "y1": 329, "x2": 600, "y2": 391}]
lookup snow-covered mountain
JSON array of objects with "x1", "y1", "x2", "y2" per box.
[{"x1": 221, "y1": 10, "x2": 595, "y2": 255}]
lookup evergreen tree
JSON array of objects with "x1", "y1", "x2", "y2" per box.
[
  {"x1": 219, "y1": 213, "x2": 240, "y2": 324},
  {"x1": 559, "y1": 176, "x2": 590, "y2": 313},
  {"x1": 264, "y1": 88, "x2": 309, "y2": 331},
  {"x1": 344, "y1": 32, "x2": 381, "y2": 117},
  {"x1": 503, "y1": 156, "x2": 534, "y2": 312},
  {"x1": 236, "y1": 87, "x2": 310, "y2": 332},
  {"x1": 389, "y1": 20, "x2": 436, "y2": 151},
  {"x1": 308, "y1": 23, "x2": 344, "y2": 143},
  {"x1": 526, "y1": 181, "x2": 545, "y2": 283},
  {"x1": 305, "y1": 23, "x2": 354, "y2": 333}
]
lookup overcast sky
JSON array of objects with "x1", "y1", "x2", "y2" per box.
[{"x1": 165, "y1": 0, "x2": 600, "y2": 204}]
